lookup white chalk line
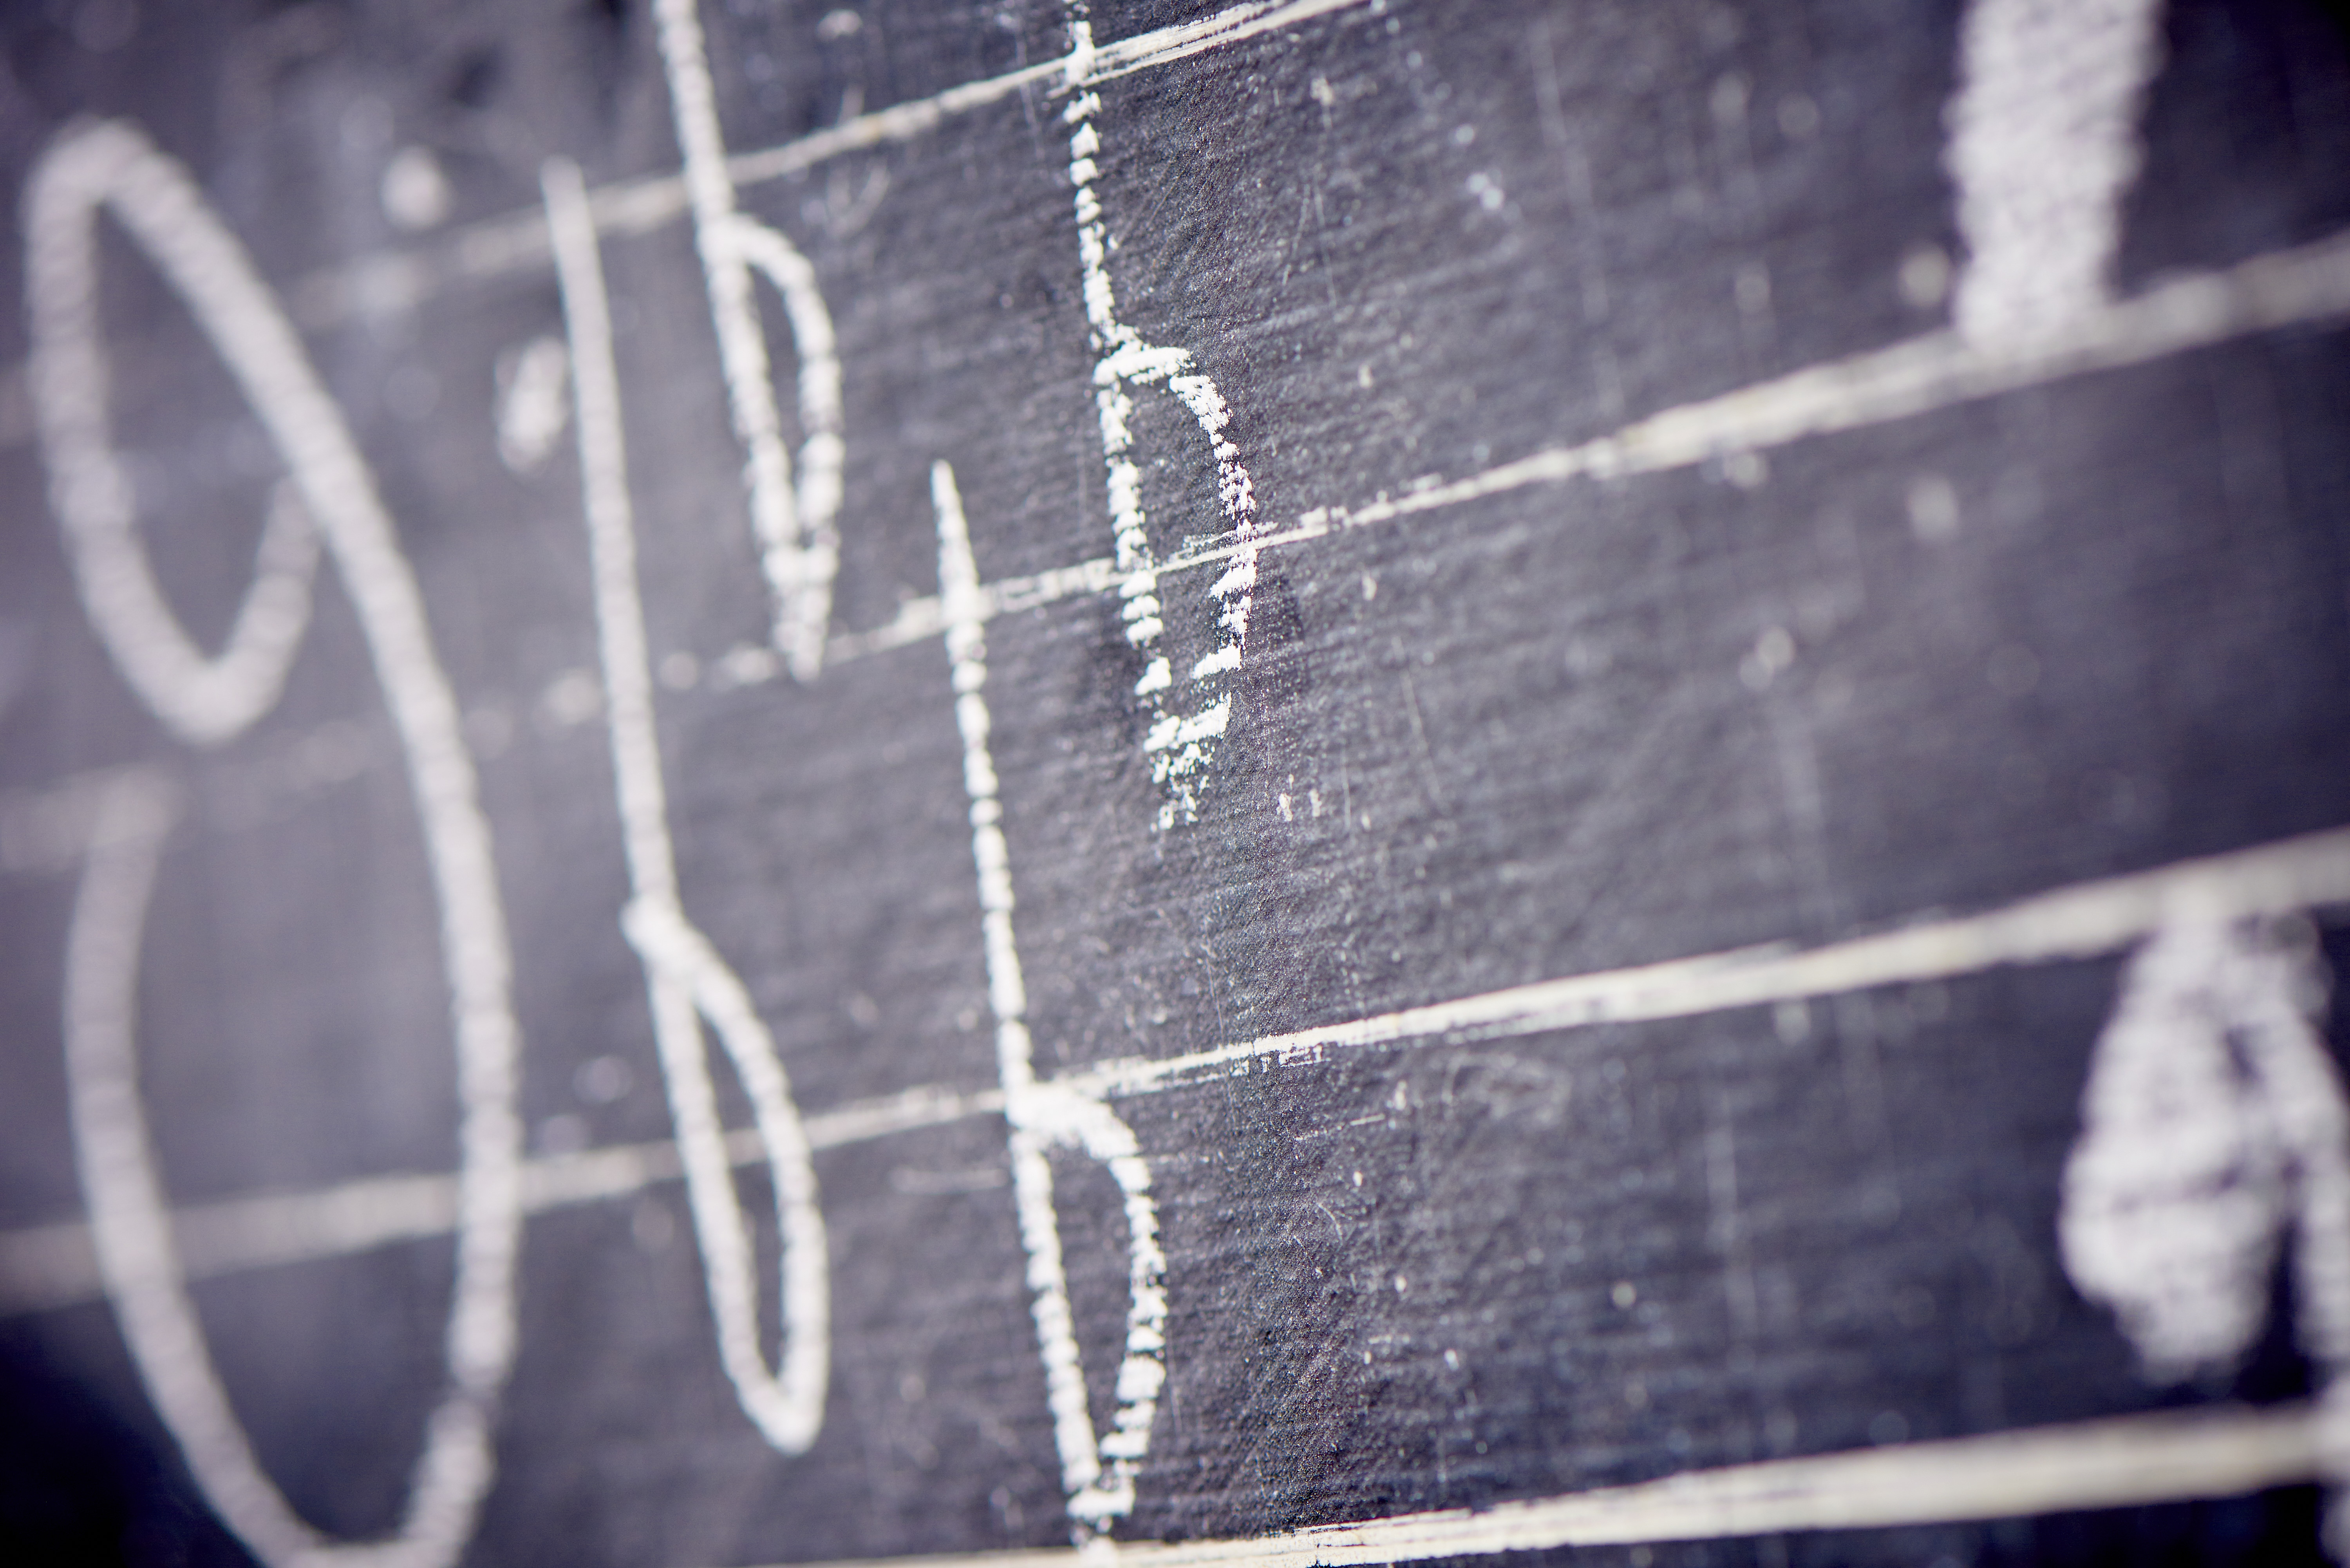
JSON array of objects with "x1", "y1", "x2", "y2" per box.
[
  {"x1": 1944, "y1": 0, "x2": 2166, "y2": 345},
  {"x1": 1064, "y1": 826, "x2": 2350, "y2": 1102},
  {"x1": 13, "y1": 218, "x2": 2346, "y2": 738},
  {"x1": 0, "y1": 1082, "x2": 1006, "y2": 1318},
  {"x1": 1060, "y1": 4, "x2": 1266, "y2": 830},
  {"x1": 13, "y1": 822, "x2": 2348, "y2": 1319},
  {"x1": 936, "y1": 458, "x2": 1170, "y2": 1532},
  {"x1": 698, "y1": 221, "x2": 2350, "y2": 694},
  {"x1": 728, "y1": 1402, "x2": 2324, "y2": 1568},
  {"x1": 16, "y1": 195, "x2": 2331, "y2": 782},
  {"x1": 547, "y1": 154, "x2": 831, "y2": 1455},
  {"x1": 29, "y1": 118, "x2": 526, "y2": 1568},
  {"x1": 653, "y1": 0, "x2": 846, "y2": 679},
  {"x1": 239, "y1": 0, "x2": 1373, "y2": 339}
]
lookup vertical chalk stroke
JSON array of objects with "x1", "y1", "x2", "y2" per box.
[
  {"x1": 935, "y1": 460, "x2": 1170, "y2": 1541},
  {"x1": 1063, "y1": 3, "x2": 1265, "y2": 830},
  {"x1": 1945, "y1": 0, "x2": 2167, "y2": 343},
  {"x1": 653, "y1": 0, "x2": 846, "y2": 682},
  {"x1": 544, "y1": 158, "x2": 832, "y2": 1455},
  {"x1": 2061, "y1": 917, "x2": 2350, "y2": 1552},
  {"x1": 26, "y1": 119, "x2": 525, "y2": 1568}
]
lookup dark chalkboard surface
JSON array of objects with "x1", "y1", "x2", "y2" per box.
[{"x1": 4, "y1": 1, "x2": 2350, "y2": 1564}]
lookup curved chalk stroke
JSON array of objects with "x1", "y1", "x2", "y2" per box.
[
  {"x1": 653, "y1": 0, "x2": 848, "y2": 683},
  {"x1": 935, "y1": 461, "x2": 1170, "y2": 1535},
  {"x1": 1063, "y1": 2, "x2": 1265, "y2": 830},
  {"x1": 543, "y1": 157, "x2": 831, "y2": 1454},
  {"x1": 2060, "y1": 915, "x2": 2350, "y2": 1551},
  {"x1": 28, "y1": 119, "x2": 525, "y2": 1568}
]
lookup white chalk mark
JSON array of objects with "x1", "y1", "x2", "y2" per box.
[
  {"x1": 1, "y1": 1083, "x2": 1007, "y2": 1318},
  {"x1": 380, "y1": 146, "x2": 452, "y2": 234},
  {"x1": 544, "y1": 157, "x2": 832, "y2": 1455},
  {"x1": 8, "y1": 817, "x2": 2350, "y2": 1320},
  {"x1": 2062, "y1": 919, "x2": 2340, "y2": 1375},
  {"x1": 1063, "y1": 5, "x2": 1264, "y2": 829},
  {"x1": 231, "y1": 0, "x2": 1369, "y2": 339},
  {"x1": 721, "y1": 1402, "x2": 2325, "y2": 1568},
  {"x1": 1063, "y1": 826, "x2": 2350, "y2": 1102},
  {"x1": 493, "y1": 334, "x2": 571, "y2": 475},
  {"x1": 798, "y1": 226, "x2": 2350, "y2": 688},
  {"x1": 653, "y1": 0, "x2": 846, "y2": 681},
  {"x1": 935, "y1": 459, "x2": 1169, "y2": 1534},
  {"x1": 28, "y1": 118, "x2": 525, "y2": 1568},
  {"x1": 1946, "y1": 0, "x2": 2167, "y2": 343},
  {"x1": 2060, "y1": 916, "x2": 2350, "y2": 1547},
  {"x1": 32, "y1": 153, "x2": 322, "y2": 748}
]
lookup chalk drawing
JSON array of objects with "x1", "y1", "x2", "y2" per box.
[
  {"x1": 211, "y1": 0, "x2": 1370, "y2": 338},
  {"x1": 31, "y1": 137, "x2": 322, "y2": 752},
  {"x1": 935, "y1": 458, "x2": 1169, "y2": 1535},
  {"x1": 26, "y1": 118, "x2": 524, "y2": 1568},
  {"x1": 703, "y1": 1401, "x2": 2327, "y2": 1568},
  {"x1": 1, "y1": 1082, "x2": 1002, "y2": 1317},
  {"x1": 1945, "y1": 0, "x2": 2167, "y2": 343},
  {"x1": 785, "y1": 218, "x2": 2350, "y2": 693},
  {"x1": 13, "y1": 822, "x2": 2350, "y2": 1315},
  {"x1": 653, "y1": 0, "x2": 846, "y2": 682},
  {"x1": 494, "y1": 334, "x2": 571, "y2": 475},
  {"x1": 1061, "y1": 2, "x2": 1265, "y2": 829},
  {"x1": 11, "y1": 7, "x2": 2350, "y2": 1561},
  {"x1": 544, "y1": 156, "x2": 832, "y2": 1455},
  {"x1": 2060, "y1": 916, "x2": 2350, "y2": 1550}
]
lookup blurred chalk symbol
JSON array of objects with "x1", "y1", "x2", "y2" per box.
[
  {"x1": 543, "y1": 156, "x2": 833, "y2": 1458},
  {"x1": 2061, "y1": 916, "x2": 2350, "y2": 1552},
  {"x1": 653, "y1": 0, "x2": 845, "y2": 683},
  {"x1": 494, "y1": 334, "x2": 571, "y2": 475},
  {"x1": 26, "y1": 118, "x2": 526, "y2": 1568}
]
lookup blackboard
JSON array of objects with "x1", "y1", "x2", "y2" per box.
[{"x1": 4, "y1": 0, "x2": 2350, "y2": 1564}]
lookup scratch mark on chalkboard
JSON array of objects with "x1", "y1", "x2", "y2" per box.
[
  {"x1": 935, "y1": 458, "x2": 1170, "y2": 1535},
  {"x1": 1946, "y1": 0, "x2": 2166, "y2": 343},
  {"x1": 546, "y1": 156, "x2": 832, "y2": 1458},
  {"x1": 28, "y1": 117, "x2": 526, "y2": 1568},
  {"x1": 1704, "y1": 1088, "x2": 1759, "y2": 1343}
]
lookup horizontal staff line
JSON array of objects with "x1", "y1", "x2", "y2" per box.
[
  {"x1": 277, "y1": 0, "x2": 1370, "y2": 331},
  {"x1": 9, "y1": 233, "x2": 2341, "y2": 837},
  {"x1": 743, "y1": 1402, "x2": 2321, "y2": 1568},
  {"x1": 0, "y1": 1081, "x2": 1001, "y2": 1315},
  {"x1": 0, "y1": 0, "x2": 1370, "y2": 445},
  {"x1": 7, "y1": 826, "x2": 2343, "y2": 1312},
  {"x1": 1066, "y1": 825, "x2": 2350, "y2": 1098},
  {"x1": 785, "y1": 225, "x2": 2350, "y2": 681}
]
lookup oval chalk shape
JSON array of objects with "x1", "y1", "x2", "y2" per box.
[
  {"x1": 29, "y1": 124, "x2": 322, "y2": 750},
  {"x1": 541, "y1": 155, "x2": 833, "y2": 1456},
  {"x1": 29, "y1": 119, "x2": 525, "y2": 1568}
]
